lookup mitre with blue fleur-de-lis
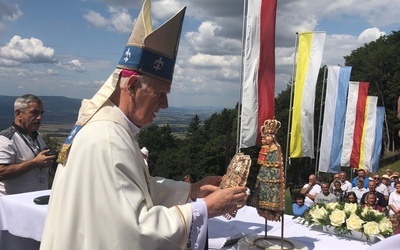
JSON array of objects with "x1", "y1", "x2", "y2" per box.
[
  {"x1": 57, "y1": 0, "x2": 186, "y2": 165},
  {"x1": 117, "y1": 0, "x2": 186, "y2": 84}
]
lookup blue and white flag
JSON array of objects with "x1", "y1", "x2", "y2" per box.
[
  {"x1": 371, "y1": 107, "x2": 385, "y2": 172},
  {"x1": 318, "y1": 66, "x2": 351, "y2": 173}
]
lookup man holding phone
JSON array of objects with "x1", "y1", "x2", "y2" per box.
[{"x1": 0, "y1": 94, "x2": 56, "y2": 196}]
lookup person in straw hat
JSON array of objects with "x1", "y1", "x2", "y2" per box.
[{"x1": 40, "y1": 1, "x2": 247, "y2": 249}]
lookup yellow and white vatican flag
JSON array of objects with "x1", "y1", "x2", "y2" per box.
[{"x1": 289, "y1": 32, "x2": 326, "y2": 158}]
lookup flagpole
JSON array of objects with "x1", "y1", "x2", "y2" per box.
[
  {"x1": 315, "y1": 66, "x2": 328, "y2": 175},
  {"x1": 284, "y1": 32, "x2": 299, "y2": 178},
  {"x1": 236, "y1": 0, "x2": 248, "y2": 153}
]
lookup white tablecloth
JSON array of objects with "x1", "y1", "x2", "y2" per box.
[
  {"x1": 0, "y1": 189, "x2": 50, "y2": 250},
  {"x1": 0, "y1": 190, "x2": 396, "y2": 250},
  {"x1": 208, "y1": 205, "x2": 375, "y2": 250}
]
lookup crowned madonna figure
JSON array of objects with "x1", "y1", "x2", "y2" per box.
[
  {"x1": 251, "y1": 119, "x2": 285, "y2": 221},
  {"x1": 243, "y1": 119, "x2": 298, "y2": 248}
]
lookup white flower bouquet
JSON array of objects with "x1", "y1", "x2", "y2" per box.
[{"x1": 301, "y1": 202, "x2": 393, "y2": 240}]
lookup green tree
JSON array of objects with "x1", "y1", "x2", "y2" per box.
[
  {"x1": 137, "y1": 124, "x2": 179, "y2": 175},
  {"x1": 41, "y1": 134, "x2": 60, "y2": 150},
  {"x1": 138, "y1": 108, "x2": 241, "y2": 182},
  {"x1": 187, "y1": 114, "x2": 201, "y2": 136},
  {"x1": 41, "y1": 134, "x2": 60, "y2": 188}
]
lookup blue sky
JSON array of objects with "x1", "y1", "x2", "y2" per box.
[{"x1": 0, "y1": 0, "x2": 398, "y2": 108}]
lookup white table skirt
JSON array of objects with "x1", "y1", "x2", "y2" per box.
[
  {"x1": 0, "y1": 190, "x2": 395, "y2": 250},
  {"x1": 0, "y1": 189, "x2": 50, "y2": 241},
  {"x1": 208, "y1": 205, "x2": 376, "y2": 250},
  {"x1": 0, "y1": 189, "x2": 50, "y2": 250}
]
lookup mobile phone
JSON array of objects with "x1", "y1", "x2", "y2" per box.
[
  {"x1": 44, "y1": 150, "x2": 58, "y2": 156},
  {"x1": 33, "y1": 195, "x2": 50, "y2": 205}
]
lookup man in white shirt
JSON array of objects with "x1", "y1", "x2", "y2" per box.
[
  {"x1": 391, "y1": 172, "x2": 399, "y2": 190},
  {"x1": 381, "y1": 174, "x2": 394, "y2": 194},
  {"x1": 0, "y1": 94, "x2": 56, "y2": 195},
  {"x1": 351, "y1": 178, "x2": 368, "y2": 203},
  {"x1": 329, "y1": 173, "x2": 340, "y2": 193},
  {"x1": 373, "y1": 173, "x2": 389, "y2": 200},
  {"x1": 339, "y1": 171, "x2": 352, "y2": 193},
  {"x1": 300, "y1": 174, "x2": 321, "y2": 208}
]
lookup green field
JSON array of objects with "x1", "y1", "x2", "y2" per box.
[
  {"x1": 378, "y1": 159, "x2": 400, "y2": 174},
  {"x1": 39, "y1": 123, "x2": 74, "y2": 145},
  {"x1": 39, "y1": 122, "x2": 189, "y2": 145}
]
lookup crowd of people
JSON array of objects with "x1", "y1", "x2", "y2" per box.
[{"x1": 293, "y1": 169, "x2": 400, "y2": 234}]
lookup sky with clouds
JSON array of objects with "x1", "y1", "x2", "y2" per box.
[{"x1": 0, "y1": 0, "x2": 398, "y2": 109}]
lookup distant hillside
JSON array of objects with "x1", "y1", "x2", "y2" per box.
[
  {"x1": 0, "y1": 96, "x2": 81, "y2": 130},
  {"x1": 0, "y1": 95, "x2": 224, "y2": 132}
]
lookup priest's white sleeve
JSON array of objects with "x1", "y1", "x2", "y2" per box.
[{"x1": 187, "y1": 200, "x2": 208, "y2": 250}]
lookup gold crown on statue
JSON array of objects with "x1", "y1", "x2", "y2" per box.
[{"x1": 260, "y1": 119, "x2": 281, "y2": 135}]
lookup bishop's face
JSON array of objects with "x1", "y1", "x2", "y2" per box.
[{"x1": 124, "y1": 75, "x2": 170, "y2": 128}]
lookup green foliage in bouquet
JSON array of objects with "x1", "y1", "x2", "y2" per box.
[{"x1": 301, "y1": 202, "x2": 393, "y2": 240}]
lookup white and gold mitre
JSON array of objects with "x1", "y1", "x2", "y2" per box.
[{"x1": 117, "y1": 0, "x2": 186, "y2": 84}]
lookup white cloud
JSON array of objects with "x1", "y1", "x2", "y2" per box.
[
  {"x1": 358, "y1": 27, "x2": 385, "y2": 44},
  {"x1": 47, "y1": 68, "x2": 58, "y2": 75},
  {"x1": 59, "y1": 59, "x2": 86, "y2": 72},
  {"x1": 0, "y1": 35, "x2": 55, "y2": 66},
  {"x1": 276, "y1": 47, "x2": 295, "y2": 67},
  {"x1": 152, "y1": 0, "x2": 184, "y2": 20},
  {"x1": 323, "y1": 0, "x2": 400, "y2": 27},
  {"x1": 0, "y1": 2, "x2": 22, "y2": 37},
  {"x1": 185, "y1": 21, "x2": 241, "y2": 55},
  {"x1": 83, "y1": 11, "x2": 108, "y2": 29},
  {"x1": 108, "y1": 7, "x2": 133, "y2": 33},
  {"x1": 83, "y1": 7, "x2": 133, "y2": 34},
  {"x1": 323, "y1": 34, "x2": 358, "y2": 66},
  {"x1": 188, "y1": 54, "x2": 234, "y2": 68},
  {"x1": 1, "y1": 0, "x2": 399, "y2": 107},
  {"x1": 0, "y1": 1, "x2": 23, "y2": 22},
  {"x1": 0, "y1": 57, "x2": 19, "y2": 67}
]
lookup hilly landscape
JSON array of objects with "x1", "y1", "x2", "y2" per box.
[{"x1": 0, "y1": 95, "x2": 224, "y2": 143}]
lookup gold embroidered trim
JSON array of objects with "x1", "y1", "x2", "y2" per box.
[
  {"x1": 174, "y1": 205, "x2": 188, "y2": 243},
  {"x1": 257, "y1": 162, "x2": 281, "y2": 167},
  {"x1": 258, "y1": 201, "x2": 285, "y2": 210},
  {"x1": 256, "y1": 177, "x2": 282, "y2": 183}
]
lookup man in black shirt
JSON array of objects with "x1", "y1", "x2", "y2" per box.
[{"x1": 360, "y1": 180, "x2": 387, "y2": 212}]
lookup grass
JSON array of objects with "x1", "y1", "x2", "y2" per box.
[{"x1": 377, "y1": 159, "x2": 400, "y2": 175}]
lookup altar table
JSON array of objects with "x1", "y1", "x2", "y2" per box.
[{"x1": 0, "y1": 190, "x2": 387, "y2": 250}]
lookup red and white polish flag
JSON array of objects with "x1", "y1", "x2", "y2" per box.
[{"x1": 239, "y1": 0, "x2": 277, "y2": 148}]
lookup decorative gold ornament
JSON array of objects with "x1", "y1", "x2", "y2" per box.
[
  {"x1": 218, "y1": 152, "x2": 251, "y2": 220},
  {"x1": 260, "y1": 119, "x2": 281, "y2": 136}
]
